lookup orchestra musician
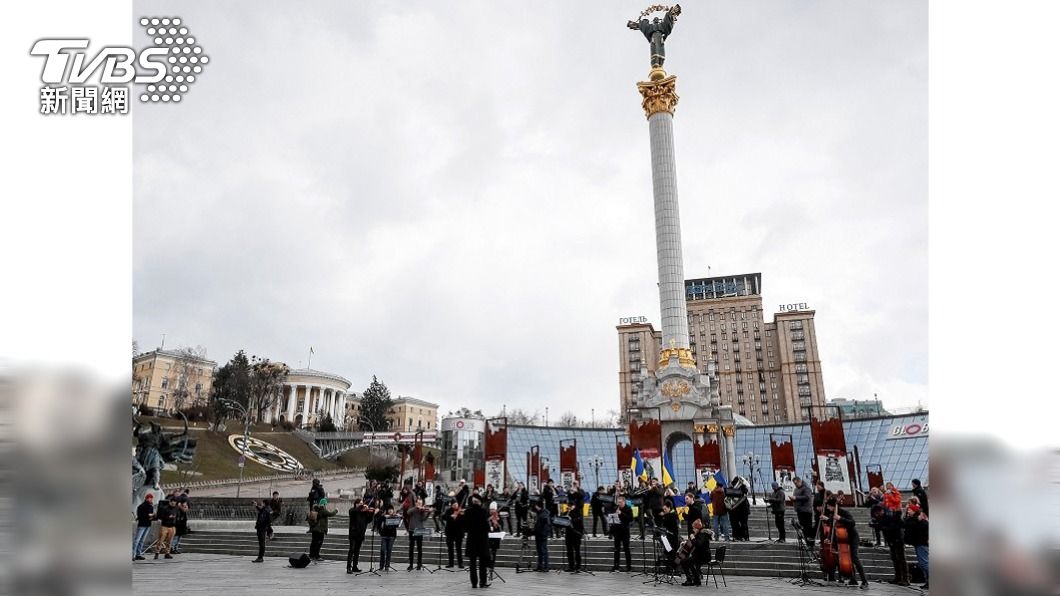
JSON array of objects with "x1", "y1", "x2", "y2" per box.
[
  {"x1": 821, "y1": 496, "x2": 869, "y2": 588},
  {"x1": 499, "y1": 485, "x2": 514, "y2": 534},
  {"x1": 513, "y1": 482, "x2": 530, "y2": 535},
  {"x1": 487, "y1": 502, "x2": 503, "y2": 569},
  {"x1": 678, "y1": 519, "x2": 712, "y2": 586},
  {"x1": 591, "y1": 486, "x2": 608, "y2": 537},
  {"x1": 609, "y1": 495, "x2": 634, "y2": 572},
  {"x1": 542, "y1": 479, "x2": 559, "y2": 538},
  {"x1": 684, "y1": 490, "x2": 708, "y2": 536},
  {"x1": 442, "y1": 500, "x2": 466, "y2": 568},
  {"x1": 375, "y1": 505, "x2": 399, "y2": 571},
  {"x1": 346, "y1": 497, "x2": 377, "y2": 573},
  {"x1": 406, "y1": 497, "x2": 429, "y2": 570},
  {"x1": 564, "y1": 488, "x2": 586, "y2": 572},
  {"x1": 659, "y1": 499, "x2": 681, "y2": 569},
  {"x1": 455, "y1": 479, "x2": 471, "y2": 508}
]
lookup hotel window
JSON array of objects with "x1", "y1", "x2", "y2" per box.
[
  {"x1": 771, "y1": 382, "x2": 777, "y2": 389},
  {"x1": 161, "y1": 377, "x2": 168, "y2": 389},
  {"x1": 794, "y1": 353, "x2": 807, "y2": 362},
  {"x1": 789, "y1": 320, "x2": 803, "y2": 330},
  {"x1": 795, "y1": 363, "x2": 807, "y2": 373},
  {"x1": 792, "y1": 341, "x2": 805, "y2": 351},
  {"x1": 753, "y1": 321, "x2": 760, "y2": 329},
  {"x1": 708, "y1": 314, "x2": 715, "y2": 321},
  {"x1": 731, "y1": 313, "x2": 736, "y2": 321}
]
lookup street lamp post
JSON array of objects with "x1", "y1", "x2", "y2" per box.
[
  {"x1": 219, "y1": 398, "x2": 252, "y2": 499},
  {"x1": 587, "y1": 455, "x2": 604, "y2": 489},
  {"x1": 359, "y1": 416, "x2": 377, "y2": 473},
  {"x1": 741, "y1": 452, "x2": 761, "y2": 505}
]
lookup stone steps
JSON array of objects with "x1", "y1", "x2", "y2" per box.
[{"x1": 175, "y1": 530, "x2": 907, "y2": 580}]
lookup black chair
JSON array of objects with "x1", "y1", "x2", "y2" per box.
[{"x1": 704, "y1": 545, "x2": 726, "y2": 587}]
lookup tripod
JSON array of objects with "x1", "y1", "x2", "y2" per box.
[
  {"x1": 355, "y1": 527, "x2": 381, "y2": 577},
  {"x1": 789, "y1": 520, "x2": 824, "y2": 587},
  {"x1": 574, "y1": 526, "x2": 595, "y2": 576},
  {"x1": 629, "y1": 522, "x2": 652, "y2": 579}
]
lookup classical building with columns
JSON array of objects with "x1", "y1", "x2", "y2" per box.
[{"x1": 265, "y1": 368, "x2": 353, "y2": 429}]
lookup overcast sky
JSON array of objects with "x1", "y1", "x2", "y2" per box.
[{"x1": 133, "y1": 0, "x2": 927, "y2": 420}]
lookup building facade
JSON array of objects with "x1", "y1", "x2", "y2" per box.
[
  {"x1": 828, "y1": 398, "x2": 890, "y2": 419},
  {"x1": 132, "y1": 349, "x2": 217, "y2": 414},
  {"x1": 618, "y1": 273, "x2": 828, "y2": 424},
  {"x1": 344, "y1": 395, "x2": 440, "y2": 432},
  {"x1": 265, "y1": 368, "x2": 352, "y2": 429},
  {"x1": 439, "y1": 416, "x2": 486, "y2": 483}
]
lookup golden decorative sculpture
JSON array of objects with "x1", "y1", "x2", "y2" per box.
[{"x1": 637, "y1": 73, "x2": 679, "y2": 118}]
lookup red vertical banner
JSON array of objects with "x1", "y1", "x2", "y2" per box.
[
  {"x1": 424, "y1": 452, "x2": 437, "y2": 505},
  {"x1": 412, "y1": 430, "x2": 423, "y2": 483},
  {"x1": 866, "y1": 464, "x2": 884, "y2": 490},
  {"x1": 484, "y1": 417, "x2": 507, "y2": 490},
  {"x1": 559, "y1": 439, "x2": 578, "y2": 490},
  {"x1": 474, "y1": 466, "x2": 485, "y2": 488},
  {"x1": 616, "y1": 435, "x2": 633, "y2": 488},
  {"x1": 809, "y1": 411, "x2": 853, "y2": 506},
  {"x1": 540, "y1": 457, "x2": 552, "y2": 484},
  {"x1": 629, "y1": 418, "x2": 662, "y2": 482},
  {"x1": 769, "y1": 433, "x2": 796, "y2": 502},
  {"x1": 692, "y1": 435, "x2": 722, "y2": 491},
  {"x1": 527, "y1": 446, "x2": 540, "y2": 493}
]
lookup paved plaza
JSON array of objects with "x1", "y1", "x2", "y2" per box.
[{"x1": 133, "y1": 553, "x2": 924, "y2": 596}]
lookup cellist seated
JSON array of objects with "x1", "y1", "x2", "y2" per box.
[
  {"x1": 679, "y1": 519, "x2": 712, "y2": 586},
  {"x1": 820, "y1": 496, "x2": 869, "y2": 589}
]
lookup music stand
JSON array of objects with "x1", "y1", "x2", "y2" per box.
[
  {"x1": 355, "y1": 524, "x2": 381, "y2": 577},
  {"x1": 487, "y1": 531, "x2": 507, "y2": 583},
  {"x1": 642, "y1": 524, "x2": 677, "y2": 586},
  {"x1": 380, "y1": 517, "x2": 402, "y2": 572},
  {"x1": 789, "y1": 519, "x2": 824, "y2": 587},
  {"x1": 629, "y1": 516, "x2": 652, "y2": 579},
  {"x1": 432, "y1": 527, "x2": 458, "y2": 573},
  {"x1": 410, "y1": 528, "x2": 435, "y2": 573},
  {"x1": 571, "y1": 521, "x2": 595, "y2": 576},
  {"x1": 548, "y1": 516, "x2": 571, "y2": 573}
]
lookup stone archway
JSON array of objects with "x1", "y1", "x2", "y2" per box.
[
  {"x1": 295, "y1": 414, "x2": 303, "y2": 428},
  {"x1": 664, "y1": 430, "x2": 695, "y2": 488}
]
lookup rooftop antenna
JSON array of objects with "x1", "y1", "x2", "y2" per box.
[{"x1": 160, "y1": 333, "x2": 166, "y2": 350}]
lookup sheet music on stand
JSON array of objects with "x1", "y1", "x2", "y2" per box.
[
  {"x1": 413, "y1": 528, "x2": 433, "y2": 537},
  {"x1": 552, "y1": 516, "x2": 572, "y2": 528},
  {"x1": 659, "y1": 535, "x2": 672, "y2": 552},
  {"x1": 384, "y1": 516, "x2": 402, "y2": 528},
  {"x1": 488, "y1": 531, "x2": 506, "y2": 539},
  {"x1": 606, "y1": 513, "x2": 621, "y2": 524}
]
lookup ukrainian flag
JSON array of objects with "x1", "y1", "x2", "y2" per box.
[
  {"x1": 662, "y1": 449, "x2": 675, "y2": 488},
  {"x1": 632, "y1": 448, "x2": 647, "y2": 482},
  {"x1": 713, "y1": 469, "x2": 728, "y2": 489},
  {"x1": 705, "y1": 472, "x2": 718, "y2": 515}
]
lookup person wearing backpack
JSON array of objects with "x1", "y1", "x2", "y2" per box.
[{"x1": 307, "y1": 497, "x2": 336, "y2": 560}]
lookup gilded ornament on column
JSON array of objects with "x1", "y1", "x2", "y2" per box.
[
  {"x1": 722, "y1": 425, "x2": 735, "y2": 438},
  {"x1": 637, "y1": 73, "x2": 679, "y2": 118},
  {"x1": 706, "y1": 423, "x2": 719, "y2": 435}
]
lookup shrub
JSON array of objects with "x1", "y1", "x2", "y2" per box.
[{"x1": 365, "y1": 464, "x2": 399, "y2": 483}]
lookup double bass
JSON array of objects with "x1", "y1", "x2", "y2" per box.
[{"x1": 818, "y1": 504, "x2": 853, "y2": 579}]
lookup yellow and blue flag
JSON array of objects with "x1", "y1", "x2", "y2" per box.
[
  {"x1": 662, "y1": 449, "x2": 675, "y2": 488},
  {"x1": 632, "y1": 448, "x2": 647, "y2": 481}
]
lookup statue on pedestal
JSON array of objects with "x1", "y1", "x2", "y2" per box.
[{"x1": 627, "y1": 4, "x2": 682, "y2": 68}]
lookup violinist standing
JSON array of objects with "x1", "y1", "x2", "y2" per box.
[
  {"x1": 346, "y1": 497, "x2": 375, "y2": 573},
  {"x1": 443, "y1": 500, "x2": 466, "y2": 568}
]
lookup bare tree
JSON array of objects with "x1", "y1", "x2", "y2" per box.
[
  {"x1": 249, "y1": 357, "x2": 290, "y2": 423},
  {"x1": 504, "y1": 408, "x2": 540, "y2": 426},
  {"x1": 171, "y1": 345, "x2": 209, "y2": 412},
  {"x1": 557, "y1": 411, "x2": 580, "y2": 427}
]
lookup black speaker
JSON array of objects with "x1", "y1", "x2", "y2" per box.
[{"x1": 288, "y1": 553, "x2": 311, "y2": 568}]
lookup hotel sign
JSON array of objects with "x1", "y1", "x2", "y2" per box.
[
  {"x1": 619, "y1": 316, "x2": 649, "y2": 325},
  {"x1": 779, "y1": 302, "x2": 810, "y2": 312}
]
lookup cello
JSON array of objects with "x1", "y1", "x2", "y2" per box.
[{"x1": 818, "y1": 501, "x2": 853, "y2": 579}]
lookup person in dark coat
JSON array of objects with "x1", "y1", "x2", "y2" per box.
[
  {"x1": 154, "y1": 495, "x2": 177, "y2": 559},
  {"x1": 442, "y1": 500, "x2": 466, "y2": 568},
  {"x1": 454, "y1": 479, "x2": 470, "y2": 508},
  {"x1": 463, "y1": 496, "x2": 492, "y2": 588},
  {"x1": 873, "y1": 504, "x2": 909, "y2": 586},
  {"x1": 609, "y1": 495, "x2": 634, "y2": 571},
  {"x1": 793, "y1": 477, "x2": 815, "y2": 547},
  {"x1": 812, "y1": 480, "x2": 827, "y2": 534},
  {"x1": 532, "y1": 501, "x2": 552, "y2": 571},
  {"x1": 590, "y1": 486, "x2": 608, "y2": 537},
  {"x1": 252, "y1": 499, "x2": 271, "y2": 562},
  {"x1": 513, "y1": 482, "x2": 529, "y2": 534},
  {"x1": 764, "y1": 482, "x2": 787, "y2": 542},
  {"x1": 680, "y1": 519, "x2": 712, "y2": 586},
  {"x1": 911, "y1": 479, "x2": 929, "y2": 516},
  {"x1": 132, "y1": 493, "x2": 155, "y2": 561},
  {"x1": 728, "y1": 478, "x2": 751, "y2": 541},
  {"x1": 825, "y1": 498, "x2": 868, "y2": 588},
  {"x1": 564, "y1": 492, "x2": 585, "y2": 572},
  {"x1": 658, "y1": 500, "x2": 681, "y2": 569},
  {"x1": 346, "y1": 498, "x2": 375, "y2": 573},
  {"x1": 306, "y1": 479, "x2": 324, "y2": 512},
  {"x1": 903, "y1": 503, "x2": 929, "y2": 590},
  {"x1": 308, "y1": 497, "x2": 336, "y2": 560}
]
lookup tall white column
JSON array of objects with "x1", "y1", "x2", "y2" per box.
[
  {"x1": 286, "y1": 384, "x2": 296, "y2": 421},
  {"x1": 637, "y1": 70, "x2": 693, "y2": 369},
  {"x1": 723, "y1": 426, "x2": 738, "y2": 482},
  {"x1": 338, "y1": 392, "x2": 346, "y2": 428},
  {"x1": 301, "y1": 385, "x2": 311, "y2": 425}
]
